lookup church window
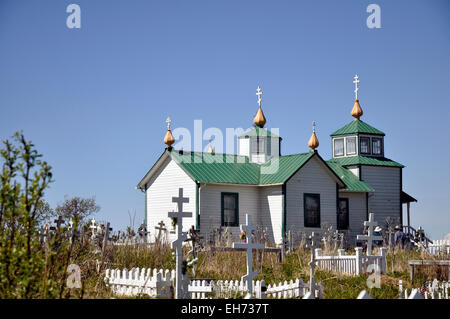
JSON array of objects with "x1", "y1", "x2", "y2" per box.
[
  {"x1": 251, "y1": 137, "x2": 265, "y2": 154},
  {"x1": 304, "y1": 193, "x2": 320, "y2": 228},
  {"x1": 360, "y1": 137, "x2": 371, "y2": 154},
  {"x1": 221, "y1": 193, "x2": 239, "y2": 227},
  {"x1": 346, "y1": 137, "x2": 356, "y2": 155},
  {"x1": 372, "y1": 137, "x2": 382, "y2": 155},
  {"x1": 337, "y1": 198, "x2": 349, "y2": 230},
  {"x1": 334, "y1": 138, "x2": 344, "y2": 157}
]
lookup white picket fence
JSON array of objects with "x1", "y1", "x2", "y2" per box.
[
  {"x1": 314, "y1": 247, "x2": 386, "y2": 275},
  {"x1": 105, "y1": 268, "x2": 321, "y2": 299},
  {"x1": 427, "y1": 240, "x2": 450, "y2": 255},
  {"x1": 265, "y1": 278, "x2": 322, "y2": 299},
  {"x1": 188, "y1": 279, "x2": 267, "y2": 299},
  {"x1": 399, "y1": 279, "x2": 449, "y2": 300},
  {"x1": 105, "y1": 268, "x2": 174, "y2": 298}
]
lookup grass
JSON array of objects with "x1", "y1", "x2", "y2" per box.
[{"x1": 77, "y1": 242, "x2": 448, "y2": 299}]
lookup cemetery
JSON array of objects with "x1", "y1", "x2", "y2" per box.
[{"x1": 1, "y1": 95, "x2": 449, "y2": 299}]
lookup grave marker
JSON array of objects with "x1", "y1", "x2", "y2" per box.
[
  {"x1": 232, "y1": 214, "x2": 265, "y2": 299},
  {"x1": 357, "y1": 213, "x2": 378, "y2": 255},
  {"x1": 168, "y1": 188, "x2": 192, "y2": 299}
]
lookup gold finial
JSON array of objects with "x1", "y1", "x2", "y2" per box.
[
  {"x1": 308, "y1": 121, "x2": 319, "y2": 151},
  {"x1": 163, "y1": 117, "x2": 175, "y2": 148},
  {"x1": 253, "y1": 86, "x2": 266, "y2": 127},
  {"x1": 351, "y1": 75, "x2": 363, "y2": 120},
  {"x1": 351, "y1": 99, "x2": 363, "y2": 120},
  {"x1": 207, "y1": 137, "x2": 215, "y2": 154}
]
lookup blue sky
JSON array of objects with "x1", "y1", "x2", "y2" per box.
[{"x1": 0, "y1": 0, "x2": 449, "y2": 239}]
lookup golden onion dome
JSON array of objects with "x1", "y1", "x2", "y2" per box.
[
  {"x1": 163, "y1": 129, "x2": 175, "y2": 148},
  {"x1": 308, "y1": 131, "x2": 319, "y2": 151},
  {"x1": 253, "y1": 107, "x2": 266, "y2": 128},
  {"x1": 351, "y1": 99, "x2": 363, "y2": 120},
  {"x1": 208, "y1": 144, "x2": 215, "y2": 154}
]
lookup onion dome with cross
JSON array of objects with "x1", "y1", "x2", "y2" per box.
[
  {"x1": 253, "y1": 86, "x2": 267, "y2": 128},
  {"x1": 163, "y1": 117, "x2": 175, "y2": 148},
  {"x1": 308, "y1": 121, "x2": 319, "y2": 151}
]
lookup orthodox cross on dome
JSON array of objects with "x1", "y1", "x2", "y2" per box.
[
  {"x1": 312, "y1": 121, "x2": 316, "y2": 132},
  {"x1": 356, "y1": 213, "x2": 378, "y2": 255},
  {"x1": 256, "y1": 86, "x2": 263, "y2": 108},
  {"x1": 166, "y1": 117, "x2": 172, "y2": 130},
  {"x1": 353, "y1": 74, "x2": 360, "y2": 100},
  {"x1": 232, "y1": 214, "x2": 265, "y2": 298}
]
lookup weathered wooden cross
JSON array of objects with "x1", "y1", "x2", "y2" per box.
[
  {"x1": 155, "y1": 220, "x2": 167, "y2": 244},
  {"x1": 54, "y1": 216, "x2": 65, "y2": 229},
  {"x1": 138, "y1": 223, "x2": 149, "y2": 243},
  {"x1": 357, "y1": 213, "x2": 378, "y2": 255},
  {"x1": 232, "y1": 214, "x2": 265, "y2": 299},
  {"x1": 308, "y1": 231, "x2": 320, "y2": 249},
  {"x1": 168, "y1": 188, "x2": 192, "y2": 299},
  {"x1": 186, "y1": 225, "x2": 203, "y2": 258}
]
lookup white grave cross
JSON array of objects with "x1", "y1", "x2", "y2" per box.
[
  {"x1": 89, "y1": 218, "x2": 97, "y2": 239},
  {"x1": 168, "y1": 188, "x2": 192, "y2": 299},
  {"x1": 232, "y1": 214, "x2": 265, "y2": 298},
  {"x1": 357, "y1": 213, "x2": 378, "y2": 255}
]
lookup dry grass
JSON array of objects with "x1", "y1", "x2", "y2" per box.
[{"x1": 73, "y1": 241, "x2": 448, "y2": 299}]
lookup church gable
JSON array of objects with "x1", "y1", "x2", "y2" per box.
[
  {"x1": 285, "y1": 155, "x2": 340, "y2": 231},
  {"x1": 144, "y1": 155, "x2": 197, "y2": 241}
]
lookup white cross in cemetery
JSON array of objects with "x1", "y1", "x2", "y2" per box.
[
  {"x1": 168, "y1": 188, "x2": 192, "y2": 299},
  {"x1": 232, "y1": 214, "x2": 265, "y2": 299},
  {"x1": 90, "y1": 218, "x2": 97, "y2": 240},
  {"x1": 357, "y1": 213, "x2": 378, "y2": 255}
]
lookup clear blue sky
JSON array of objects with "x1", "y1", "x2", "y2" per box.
[{"x1": 1, "y1": 0, "x2": 449, "y2": 239}]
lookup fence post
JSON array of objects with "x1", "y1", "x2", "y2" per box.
[
  {"x1": 379, "y1": 247, "x2": 387, "y2": 274},
  {"x1": 355, "y1": 247, "x2": 362, "y2": 275},
  {"x1": 315, "y1": 248, "x2": 322, "y2": 258},
  {"x1": 256, "y1": 280, "x2": 267, "y2": 299},
  {"x1": 338, "y1": 249, "x2": 345, "y2": 257}
]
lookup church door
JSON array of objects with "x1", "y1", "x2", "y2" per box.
[{"x1": 337, "y1": 198, "x2": 349, "y2": 230}]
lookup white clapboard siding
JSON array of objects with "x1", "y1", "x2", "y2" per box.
[
  {"x1": 238, "y1": 138, "x2": 250, "y2": 157},
  {"x1": 146, "y1": 157, "x2": 197, "y2": 243},
  {"x1": 199, "y1": 184, "x2": 259, "y2": 241},
  {"x1": 338, "y1": 192, "x2": 367, "y2": 242},
  {"x1": 286, "y1": 156, "x2": 339, "y2": 233},
  {"x1": 259, "y1": 186, "x2": 283, "y2": 244},
  {"x1": 360, "y1": 166, "x2": 401, "y2": 225}
]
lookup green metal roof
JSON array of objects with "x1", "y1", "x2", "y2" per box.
[
  {"x1": 170, "y1": 151, "x2": 261, "y2": 185},
  {"x1": 259, "y1": 153, "x2": 315, "y2": 184},
  {"x1": 238, "y1": 126, "x2": 280, "y2": 138},
  {"x1": 328, "y1": 155, "x2": 404, "y2": 168},
  {"x1": 169, "y1": 150, "x2": 325, "y2": 185},
  {"x1": 326, "y1": 161, "x2": 374, "y2": 192},
  {"x1": 330, "y1": 120, "x2": 385, "y2": 137}
]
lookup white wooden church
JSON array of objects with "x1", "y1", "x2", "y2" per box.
[{"x1": 137, "y1": 76, "x2": 417, "y2": 245}]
